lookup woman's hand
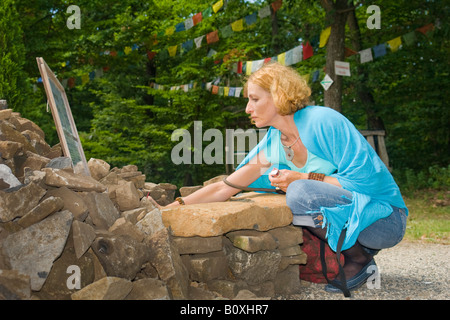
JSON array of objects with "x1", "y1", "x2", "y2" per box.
[{"x1": 268, "y1": 169, "x2": 306, "y2": 192}]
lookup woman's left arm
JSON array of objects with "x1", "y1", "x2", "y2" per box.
[{"x1": 268, "y1": 169, "x2": 342, "y2": 192}]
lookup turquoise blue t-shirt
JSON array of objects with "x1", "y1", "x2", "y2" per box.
[{"x1": 263, "y1": 128, "x2": 337, "y2": 175}]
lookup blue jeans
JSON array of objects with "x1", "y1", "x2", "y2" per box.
[{"x1": 286, "y1": 180, "x2": 407, "y2": 250}]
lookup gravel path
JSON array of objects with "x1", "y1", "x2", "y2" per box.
[{"x1": 289, "y1": 241, "x2": 449, "y2": 300}]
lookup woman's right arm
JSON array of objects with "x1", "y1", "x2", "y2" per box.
[{"x1": 165, "y1": 151, "x2": 271, "y2": 207}]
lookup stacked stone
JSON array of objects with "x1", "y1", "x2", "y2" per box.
[
  {"x1": 0, "y1": 107, "x2": 308, "y2": 300},
  {"x1": 163, "y1": 193, "x2": 307, "y2": 299}
]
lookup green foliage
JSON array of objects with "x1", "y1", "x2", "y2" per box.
[
  {"x1": 0, "y1": 0, "x2": 30, "y2": 111},
  {"x1": 395, "y1": 165, "x2": 450, "y2": 195},
  {"x1": 3, "y1": 0, "x2": 449, "y2": 190}
]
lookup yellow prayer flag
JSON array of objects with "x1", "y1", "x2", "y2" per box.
[
  {"x1": 277, "y1": 52, "x2": 286, "y2": 65},
  {"x1": 246, "y1": 61, "x2": 252, "y2": 75},
  {"x1": 319, "y1": 27, "x2": 331, "y2": 48},
  {"x1": 302, "y1": 73, "x2": 310, "y2": 83},
  {"x1": 224, "y1": 87, "x2": 230, "y2": 96},
  {"x1": 124, "y1": 46, "x2": 132, "y2": 55},
  {"x1": 212, "y1": 0, "x2": 223, "y2": 13},
  {"x1": 168, "y1": 45, "x2": 178, "y2": 57},
  {"x1": 231, "y1": 19, "x2": 244, "y2": 32},
  {"x1": 81, "y1": 74, "x2": 89, "y2": 85},
  {"x1": 387, "y1": 36, "x2": 402, "y2": 52},
  {"x1": 165, "y1": 26, "x2": 175, "y2": 36}
]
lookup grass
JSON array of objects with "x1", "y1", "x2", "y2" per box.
[{"x1": 402, "y1": 189, "x2": 450, "y2": 245}]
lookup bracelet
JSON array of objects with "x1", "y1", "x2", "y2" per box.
[
  {"x1": 308, "y1": 172, "x2": 325, "y2": 182},
  {"x1": 175, "y1": 197, "x2": 185, "y2": 205}
]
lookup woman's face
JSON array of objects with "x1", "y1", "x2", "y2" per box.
[{"x1": 245, "y1": 81, "x2": 279, "y2": 128}]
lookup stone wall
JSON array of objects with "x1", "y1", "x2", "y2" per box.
[{"x1": 0, "y1": 108, "x2": 307, "y2": 300}]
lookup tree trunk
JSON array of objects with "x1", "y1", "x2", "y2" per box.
[
  {"x1": 346, "y1": 6, "x2": 385, "y2": 130},
  {"x1": 320, "y1": 0, "x2": 352, "y2": 113}
]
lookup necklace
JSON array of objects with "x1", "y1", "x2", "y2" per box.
[{"x1": 281, "y1": 135, "x2": 300, "y2": 161}]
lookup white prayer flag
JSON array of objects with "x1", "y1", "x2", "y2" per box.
[
  {"x1": 252, "y1": 59, "x2": 265, "y2": 73},
  {"x1": 292, "y1": 45, "x2": 302, "y2": 64},
  {"x1": 359, "y1": 48, "x2": 373, "y2": 63},
  {"x1": 334, "y1": 61, "x2": 351, "y2": 76},
  {"x1": 184, "y1": 17, "x2": 194, "y2": 30},
  {"x1": 194, "y1": 35, "x2": 205, "y2": 48},
  {"x1": 258, "y1": 6, "x2": 271, "y2": 19}
]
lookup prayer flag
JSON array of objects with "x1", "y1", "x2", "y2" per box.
[
  {"x1": 258, "y1": 6, "x2": 271, "y2": 19},
  {"x1": 387, "y1": 36, "x2": 402, "y2": 52},
  {"x1": 373, "y1": 43, "x2": 386, "y2": 58},
  {"x1": 292, "y1": 45, "x2": 302, "y2": 64},
  {"x1": 319, "y1": 27, "x2": 331, "y2": 48},
  {"x1": 193, "y1": 12, "x2": 202, "y2": 25},
  {"x1": 194, "y1": 35, "x2": 204, "y2": 48},
  {"x1": 252, "y1": 59, "x2": 265, "y2": 73},
  {"x1": 246, "y1": 61, "x2": 253, "y2": 75},
  {"x1": 165, "y1": 26, "x2": 175, "y2": 36},
  {"x1": 312, "y1": 70, "x2": 320, "y2": 82},
  {"x1": 68, "y1": 77, "x2": 75, "y2": 88},
  {"x1": 206, "y1": 30, "x2": 219, "y2": 44},
  {"x1": 237, "y1": 61, "x2": 243, "y2": 74},
  {"x1": 184, "y1": 17, "x2": 194, "y2": 30},
  {"x1": 168, "y1": 45, "x2": 178, "y2": 57},
  {"x1": 417, "y1": 23, "x2": 434, "y2": 36},
  {"x1": 285, "y1": 49, "x2": 294, "y2": 66},
  {"x1": 245, "y1": 13, "x2": 257, "y2": 26},
  {"x1": 202, "y1": 7, "x2": 212, "y2": 18},
  {"x1": 359, "y1": 48, "x2": 373, "y2": 63},
  {"x1": 212, "y1": 0, "x2": 223, "y2": 13},
  {"x1": 303, "y1": 41, "x2": 313, "y2": 60},
  {"x1": 402, "y1": 31, "x2": 417, "y2": 46},
  {"x1": 220, "y1": 25, "x2": 233, "y2": 38},
  {"x1": 235, "y1": 87, "x2": 243, "y2": 97},
  {"x1": 95, "y1": 68, "x2": 103, "y2": 78},
  {"x1": 302, "y1": 73, "x2": 310, "y2": 83},
  {"x1": 224, "y1": 87, "x2": 229, "y2": 96},
  {"x1": 175, "y1": 22, "x2": 185, "y2": 32},
  {"x1": 271, "y1": 0, "x2": 282, "y2": 12},
  {"x1": 212, "y1": 85, "x2": 219, "y2": 94},
  {"x1": 277, "y1": 52, "x2": 286, "y2": 65},
  {"x1": 345, "y1": 47, "x2": 357, "y2": 58},
  {"x1": 81, "y1": 73, "x2": 89, "y2": 85},
  {"x1": 124, "y1": 46, "x2": 132, "y2": 55},
  {"x1": 182, "y1": 39, "x2": 193, "y2": 52},
  {"x1": 231, "y1": 19, "x2": 244, "y2": 32},
  {"x1": 229, "y1": 87, "x2": 235, "y2": 97}
]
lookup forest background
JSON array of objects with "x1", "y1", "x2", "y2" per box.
[{"x1": 1, "y1": 0, "x2": 448, "y2": 196}]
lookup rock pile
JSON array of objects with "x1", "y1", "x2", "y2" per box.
[{"x1": 0, "y1": 108, "x2": 307, "y2": 300}]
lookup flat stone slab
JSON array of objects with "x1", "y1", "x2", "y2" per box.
[{"x1": 162, "y1": 193, "x2": 293, "y2": 237}]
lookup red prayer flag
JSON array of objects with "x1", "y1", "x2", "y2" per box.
[
  {"x1": 417, "y1": 23, "x2": 435, "y2": 36},
  {"x1": 237, "y1": 61, "x2": 243, "y2": 74},
  {"x1": 206, "y1": 30, "x2": 219, "y2": 44},
  {"x1": 271, "y1": 0, "x2": 282, "y2": 12},
  {"x1": 193, "y1": 12, "x2": 202, "y2": 25},
  {"x1": 303, "y1": 41, "x2": 313, "y2": 60},
  {"x1": 345, "y1": 47, "x2": 357, "y2": 58}
]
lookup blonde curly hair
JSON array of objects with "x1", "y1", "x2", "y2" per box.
[{"x1": 245, "y1": 62, "x2": 311, "y2": 115}]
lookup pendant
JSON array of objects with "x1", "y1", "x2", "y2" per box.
[{"x1": 285, "y1": 147, "x2": 294, "y2": 161}]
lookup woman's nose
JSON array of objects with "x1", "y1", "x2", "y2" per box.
[{"x1": 245, "y1": 101, "x2": 252, "y2": 114}]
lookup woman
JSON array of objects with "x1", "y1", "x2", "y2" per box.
[{"x1": 160, "y1": 62, "x2": 408, "y2": 295}]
